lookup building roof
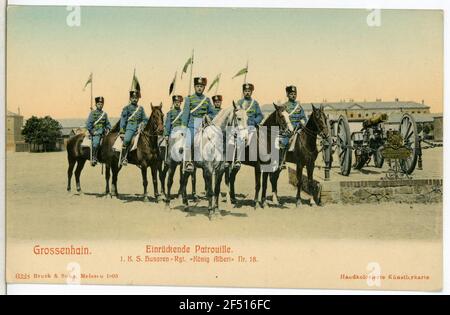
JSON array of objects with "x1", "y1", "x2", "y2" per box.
[{"x1": 261, "y1": 100, "x2": 429, "y2": 113}]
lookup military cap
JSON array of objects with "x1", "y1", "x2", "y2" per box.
[
  {"x1": 172, "y1": 95, "x2": 183, "y2": 102},
  {"x1": 242, "y1": 83, "x2": 255, "y2": 91},
  {"x1": 95, "y1": 96, "x2": 105, "y2": 104},
  {"x1": 194, "y1": 77, "x2": 207, "y2": 86},
  {"x1": 286, "y1": 86, "x2": 297, "y2": 94},
  {"x1": 212, "y1": 95, "x2": 223, "y2": 102}
]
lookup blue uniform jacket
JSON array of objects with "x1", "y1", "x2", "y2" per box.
[
  {"x1": 164, "y1": 108, "x2": 183, "y2": 137},
  {"x1": 238, "y1": 98, "x2": 264, "y2": 126},
  {"x1": 181, "y1": 94, "x2": 215, "y2": 129},
  {"x1": 86, "y1": 109, "x2": 111, "y2": 136},
  {"x1": 211, "y1": 107, "x2": 222, "y2": 119},
  {"x1": 120, "y1": 104, "x2": 148, "y2": 132},
  {"x1": 284, "y1": 100, "x2": 307, "y2": 129}
]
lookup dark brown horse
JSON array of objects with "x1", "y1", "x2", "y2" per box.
[
  {"x1": 66, "y1": 104, "x2": 165, "y2": 202},
  {"x1": 227, "y1": 104, "x2": 293, "y2": 208},
  {"x1": 284, "y1": 104, "x2": 329, "y2": 207}
]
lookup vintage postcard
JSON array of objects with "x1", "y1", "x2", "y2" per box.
[{"x1": 4, "y1": 5, "x2": 444, "y2": 291}]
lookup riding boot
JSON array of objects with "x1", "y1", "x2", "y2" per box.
[
  {"x1": 121, "y1": 146, "x2": 129, "y2": 166},
  {"x1": 91, "y1": 147, "x2": 98, "y2": 167}
]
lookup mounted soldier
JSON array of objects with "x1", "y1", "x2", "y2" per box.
[
  {"x1": 163, "y1": 95, "x2": 184, "y2": 163},
  {"x1": 119, "y1": 80, "x2": 148, "y2": 166},
  {"x1": 86, "y1": 96, "x2": 111, "y2": 166},
  {"x1": 211, "y1": 95, "x2": 223, "y2": 118},
  {"x1": 180, "y1": 77, "x2": 215, "y2": 173},
  {"x1": 234, "y1": 83, "x2": 264, "y2": 169},
  {"x1": 279, "y1": 85, "x2": 307, "y2": 169},
  {"x1": 238, "y1": 83, "x2": 264, "y2": 127}
]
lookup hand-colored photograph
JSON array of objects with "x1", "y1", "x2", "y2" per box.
[{"x1": 5, "y1": 5, "x2": 443, "y2": 290}]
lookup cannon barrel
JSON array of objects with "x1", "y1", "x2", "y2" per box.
[{"x1": 363, "y1": 113, "x2": 388, "y2": 128}]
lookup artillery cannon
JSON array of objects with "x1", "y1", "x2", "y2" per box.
[
  {"x1": 352, "y1": 113, "x2": 389, "y2": 170},
  {"x1": 321, "y1": 112, "x2": 422, "y2": 179}
]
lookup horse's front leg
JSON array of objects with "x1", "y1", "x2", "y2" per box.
[
  {"x1": 166, "y1": 164, "x2": 176, "y2": 205},
  {"x1": 254, "y1": 168, "x2": 262, "y2": 209},
  {"x1": 151, "y1": 164, "x2": 160, "y2": 203},
  {"x1": 181, "y1": 171, "x2": 190, "y2": 211},
  {"x1": 261, "y1": 172, "x2": 269, "y2": 208},
  {"x1": 296, "y1": 163, "x2": 304, "y2": 207},
  {"x1": 191, "y1": 167, "x2": 199, "y2": 202},
  {"x1": 270, "y1": 169, "x2": 281, "y2": 205},
  {"x1": 141, "y1": 166, "x2": 149, "y2": 202},
  {"x1": 111, "y1": 164, "x2": 120, "y2": 198},
  {"x1": 307, "y1": 162, "x2": 320, "y2": 206},
  {"x1": 228, "y1": 168, "x2": 238, "y2": 205},
  {"x1": 159, "y1": 162, "x2": 167, "y2": 197},
  {"x1": 67, "y1": 158, "x2": 76, "y2": 192},
  {"x1": 214, "y1": 169, "x2": 225, "y2": 211},
  {"x1": 105, "y1": 164, "x2": 111, "y2": 196},
  {"x1": 203, "y1": 169, "x2": 214, "y2": 219}
]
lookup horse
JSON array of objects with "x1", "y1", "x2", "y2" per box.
[
  {"x1": 100, "y1": 103, "x2": 165, "y2": 201},
  {"x1": 176, "y1": 103, "x2": 248, "y2": 218},
  {"x1": 226, "y1": 103, "x2": 293, "y2": 208},
  {"x1": 282, "y1": 104, "x2": 329, "y2": 207}
]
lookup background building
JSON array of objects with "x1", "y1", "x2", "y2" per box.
[
  {"x1": 262, "y1": 99, "x2": 442, "y2": 140},
  {"x1": 262, "y1": 99, "x2": 430, "y2": 121},
  {"x1": 6, "y1": 110, "x2": 28, "y2": 152}
]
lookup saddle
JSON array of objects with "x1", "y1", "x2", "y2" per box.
[
  {"x1": 81, "y1": 134, "x2": 104, "y2": 148},
  {"x1": 112, "y1": 130, "x2": 141, "y2": 152},
  {"x1": 81, "y1": 134, "x2": 91, "y2": 148}
]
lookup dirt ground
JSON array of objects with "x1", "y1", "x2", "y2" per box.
[{"x1": 6, "y1": 149, "x2": 442, "y2": 241}]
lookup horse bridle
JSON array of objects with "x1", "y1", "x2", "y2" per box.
[{"x1": 301, "y1": 111, "x2": 328, "y2": 139}]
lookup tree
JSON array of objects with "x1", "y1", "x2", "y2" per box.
[{"x1": 22, "y1": 116, "x2": 63, "y2": 152}]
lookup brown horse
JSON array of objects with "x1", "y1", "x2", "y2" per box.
[
  {"x1": 102, "y1": 104, "x2": 165, "y2": 201},
  {"x1": 285, "y1": 104, "x2": 329, "y2": 207},
  {"x1": 227, "y1": 103, "x2": 293, "y2": 208},
  {"x1": 66, "y1": 104, "x2": 165, "y2": 202}
]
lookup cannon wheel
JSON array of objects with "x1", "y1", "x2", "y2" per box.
[
  {"x1": 336, "y1": 115, "x2": 352, "y2": 176},
  {"x1": 399, "y1": 113, "x2": 419, "y2": 174}
]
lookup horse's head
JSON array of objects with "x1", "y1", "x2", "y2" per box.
[
  {"x1": 232, "y1": 100, "x2": 249, "y2": 143},
  {"x1": 273, "y1": 103, "x2": 294, "y2": 134},
  {"x1": 149, "y1": 102, "x2": 164, "y2": 135},
  {"x1": 310, "y1": 104, "x2": 329, "y2": 138}
]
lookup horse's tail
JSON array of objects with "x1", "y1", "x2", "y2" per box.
[{"x1": 66, "y1": 134, "x2": 84, "y2": 160}]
